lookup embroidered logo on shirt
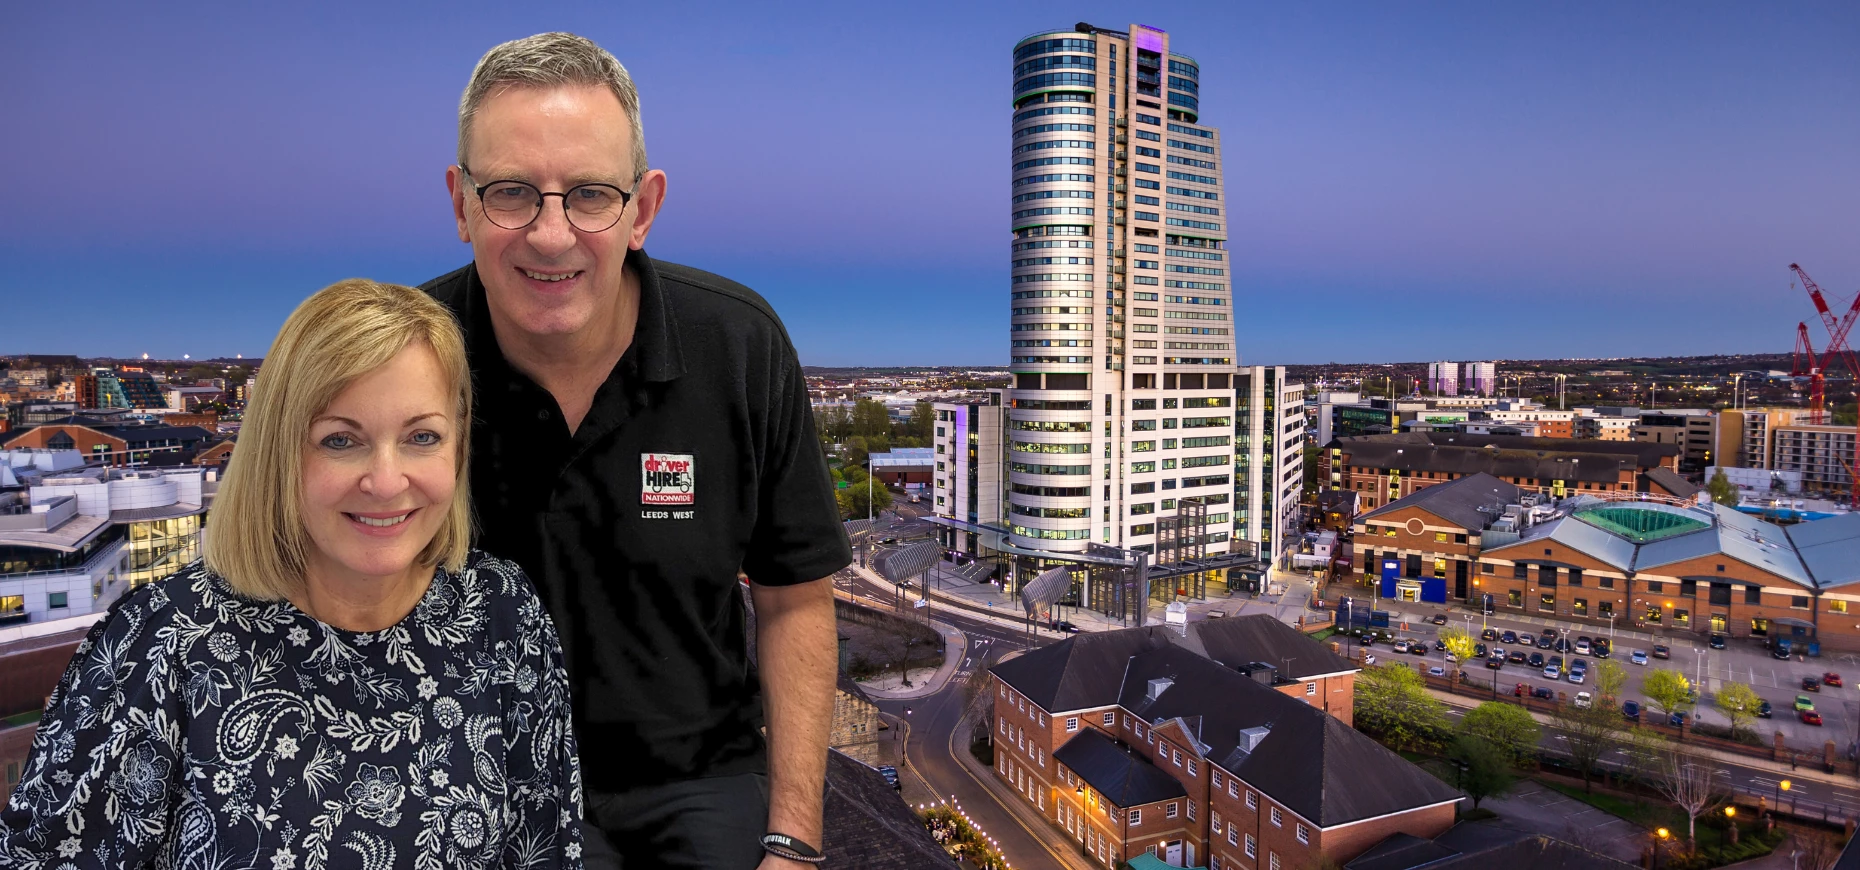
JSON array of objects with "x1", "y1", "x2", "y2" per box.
[{"x1": 641, "y1": 453, "x2": 696, "y2": 505}]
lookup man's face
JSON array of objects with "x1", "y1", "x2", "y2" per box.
[{"x1": 448, "y1": 84, "x2": 663, "y2": 341}]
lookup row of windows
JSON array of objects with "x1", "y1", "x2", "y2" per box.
[
  {"x1": 1134, "y1": 129, "x2": 1162, "y2": 143},
  {"x1": 1012, "y1": 189, "x2": 1093, "y2": 203},
  {"x1": 1012, "y1": 355, "x2": 1092, "y2": 363},
  {"x1": 1133, "y1": 242, "x2": 1159, "y2": 252},
  {"x1": 1012, "y1": 238, "x2": 1093, "y2": 251},
  {"x1": 1010, "y1": 271, "x2": 1092, "y2": 283},
  {"x1": 1012, "y1": 525, "x2": 1090, "y2": 540},
  {"x1": 1182, "y1": 454, "x2": 1229, "y2": 468},
  {"x1": 1013, "y1": 104, "x2": 1094, "y2": 123},
  {"x1": 1012, "y1": 138, "x2": 1095, "y2": 154},
  {"x1": 1013, "y1": 156, "x2": 1094, "y2": 171},
  {"x1": 1013, "y1": 305, "x2": 1092, "y2": 315},
  {"x1": 1017, "y1": 224, "x2": 1090, "y2": 237},
  {"x1": 1132, "y1": 291, "x2": 1159, "y2": 300},
  {"x1": 1133, "y1": 194, "x2": 1159, "y2": 206},
  {"x1": 1015, "y1": 122, "x2": 1095, "y2": 138},
  {"x1": 1011, "y1": 440, "x2": 1090, "y2": 454},
  {"x1": 1166, "y1": 279, "x2": 1226, "y2": 291},
  {"x1": 1132, "y1": 275, "x2": 1160, "y2": 285},
  {"x1": 1167, "y1": 59, "x2": 1199, "y2": 79},
  {"x1": 1169, "y1": 92, "x2": 1198, "y2": 111},
  {"x1": 1010, "y1": 483, "x2": 1091, "y2": 496},
  {"x1": 1181, "y1": 473, "x2": 1230, "y2": 487},
  {"x1": 1015, "y1": 172, "x2": 1094, "y2": 187},
  {"x1": 1167, "y1": 186, "x2": 1218, "y2": 200},
  {"x1": 1011, "y1": 322, "x2": 1093, "y2": 331},
  {"x1": 1168, "y1": 327, "x2": 1229, "y2": 337},
  {"x1": 1164, "y1": 294, "x2": 1225, "y2": 305},
  {"x1": 1011, "y1": 288, "x2": 1092, "y2": 299},
  {"x1": 1167, "y1": 264, "x2": 1225, "y2": 275},
  {"x1": 1014, "y1": 54, "x2": 1096, "y2": 77},
  {"x1": 1167, "y1": 171, "x2": 1218, "y2": 187},
  {"x1": 1183, "y1": 396, "x2": 1231, "y2": 407},
  {"x1": 1012, "y1": 257, "x2": 1093, "y2": 268},
  {"x1": 1183, "y1": 416, "x2": 1232, "y2": 428},
  {"x1": 1134, "y1": 211, "x2": 1159, "y2": 221},
  {"x1": 1134, "y1": 112, "x2": 1161, "y2": 125},
  {"x1": 1167, "y1": 217, "x2": 1222, "y2": 231},
  {"x1": 1169, "y1": 248, "x2": 1223, "y2": 260},
  {"x1": 1014, "y1": 37, "x2": 1096, "y2": 62},
  {"x1": 1182, "y1": 435, "x2": 1231, "y2": 448},
  {"x1": 1167, "y1": 75, "x2": 1198, "y2": 94},
  {"x1": 1134, "y1": 259, "x2": 1158, "y2": 269},
  {"x1": 1167, "y1": 310, "x2": 1229, "y2": 320},
  {"x1": 1167, "y1": 122, "x2": 1211, "y2": 138},
  {"x1": 1168, "y1": 202, "x2": 1221, "y2": 215},
  {"x1": 1015, "y1": 71, "x2": 1095, "y2": 94},
  {"x1": 1011, "y1": 461, "x2": 1090, "y2": 475},
  {"x1": 1011, "y1": 339, "x2": 1092, "y2": 347},
  {"x1": 1135, "y1": 162, "x2": 1160, "y2": 174},
  {"x1": 1168, "y1": 154, "x2": 1217, "y2": 170},
  {"x1": 1132, "y1": 178, "x2": 1160, "y2": 190},
  {"x1": 1166, "y1": 341, "x2": 1230, "y2": 350},
  {"x1": 1010, "y1": 504, "x2": 1091, "y2": 518}
]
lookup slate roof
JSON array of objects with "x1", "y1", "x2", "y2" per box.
[
  {"x1": 1635, "y1": 504, "x2": 1812, "y2": 586},
  {"x1": 1052, "y1": 726, "x2": 1187, "y2": 807},
  {"x1": 1484, "y1": 511, "x2": 1639, "y2": 572},
  {"x1": 1644, "y1": 466, "x2": 1700, "y2": 499},
  {"x1": 1348, "y1": 822, "x2": 1637, "y2": 869},
  {"x1": 820, "y1": 749, "x2": 952, "y2": 870},
  {"x1": 1331, "y1": 433, "x2": 1677, "y2": 484},
  {"x1": 1179, "y1": 613, "x2": 1359, "y2": 679},
  {"x1": 1359, "y1": 472, "x2": 1522, "y2": 531},
  {"x1": 998, "y1": 633, "x2": 1460, "y2": 827},
  {"x1": 1787, "y1": 513, "x2": 1860, "y2": 591}
]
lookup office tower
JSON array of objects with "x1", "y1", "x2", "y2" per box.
[
  {"x1": 1235, "y1": 366, "x2": 1307, "y2": 554},
  {"x1": 1008, "y1": 22, "x2": 1234, "y2": 556},
  {"x1": 1463, "y1": 361, "x2": 1497, "y2": 397},
  {"x1": 1426, "y1": 362, "x2": 1458, "y2": 396}
]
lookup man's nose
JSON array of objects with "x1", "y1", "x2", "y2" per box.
[{"x1": 526, "y1": 200, "x2": 578, "y2": 258}]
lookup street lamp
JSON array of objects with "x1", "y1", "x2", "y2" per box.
[
  {"x1": 1723, "y1": 805, "x2": 1737, "y2": 850},
  {"x1": 1653, "y1": 828, "x2": 1672, "y2": 870}
]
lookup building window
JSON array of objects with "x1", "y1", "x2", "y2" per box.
[
  {"x1": 1187, "y1": 759, "x2": 1197, "y2": 776},
  {"x1": 1244, "y1": 789, "x2": 1255, "y2": 808},
  {"x1": 48, "y1": 592, "x2": 68, "y2": 609},
  {"x1": 1792, "y1": 596, "x2": 1811, "y2": 609},
  {"x1": 1067, "y1": 717, "x2": 1079, "y2": 732},
  {"x1": 1599, "y1": 600, "x2": 1614, "y2": 618},
  {"x1": 1513, "y1": 563, "x2": 1528, "y2": 579},
  {"x1": 1103, "y1": 712, "x2": 1115, "y2": 727},
  {"x1": 1131, "y1": 808, "x2": 1142, "y2": 825},
  {"x1": 1187, "y1": 800, "x2": 1196, "y2": 821},
  {"x1": 1508, "y1": 590, "x2": 1522, "y2": 608},
  {"x1": 1297, "y1": 824, "x2": 1309, "y2": 844},
  {"x1": 1833, "y1": 601, "x2": 1849, "y2": 614},
  {"x1": 1305, "y1": 682, "x2": 1317, "y2": 696},
  {"x1": 1434, "y1": 532, "x2": 1448, "y2": 543},
  {"x1": 1167, "y1": 802, "x2": 1179, "y2": 819},
  {"x1": 1212, "y1": 771, "x2": 1222, "y2": 790},
  {"x1": 1481, "y1": 562, "x2": 1495, "y2": 575},
  {"x1": 1270, "y1": 806, "x2": 1282, "y2": 826},
  {"x1": 1244, "y1": 833, "x2": 1255, "y2": 856},
  {"x1": 1646, "y1": 580, "x2": 1666, "y2": 594},
  {"x1": 1747, "y1": 586, "x2": 1762, "y2": 605},
  {"x1": 1569, "y1": 569, "x2": 1583, "y2": 587},
  {"x1": 1270, "y1": 853, "x2": 1281, "y2": 870},
  {"x1": 1573, "y1": 598, "x2": 1588, "y2": 616}
]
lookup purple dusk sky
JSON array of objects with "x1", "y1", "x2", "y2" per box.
[{"x1": 1, "y1": 1, "x2": 1855, "y2": 365}]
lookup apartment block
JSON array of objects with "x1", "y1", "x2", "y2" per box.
[
  {"x1": 1718, "y1": 408, "x2": 1813, "y2": 470},
  {"x1": 1235, "y1": 367, "x2": 1306, "y2": 555},
  {"x1": 1771, "y1": 424, "x2": 1858, "y2": 495}
]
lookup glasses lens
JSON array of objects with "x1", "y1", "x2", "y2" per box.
[
  {"x1": 565, "y1": 184, "x2": 628, "y2": 232},
  {"x1": 480, "y1": 181, "x2": 542, "y2": 229}
]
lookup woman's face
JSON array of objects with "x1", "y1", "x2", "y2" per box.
[{"x1": 301, "y1": 342, "x2": 458, "y2": 588}]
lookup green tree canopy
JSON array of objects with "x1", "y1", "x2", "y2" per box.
[
  {"x1": 1354, "y1": 663, "x2": 1450, "y2": 751},
  {"x1": 1705, "y1": 469, "x2": 1739, "y2": 506},
  {"x1": 836, "y1": 473, "x2": 893, "y2": 520},
  {"x1": 1593, "y1": 659, "x2": 1628, "y2": 702},
  {"x1": 1551, "y1": 700, "x2": 1623, "y2": 792},
  {"x1": 1460, "y1": 701, "x2": 1541, "y2": 767},
  {"x1": 1643, "y1": 669, "x2": 1694, "y2": 717},
  {"x1": 852, "y1": 398, "x2": 892, "y2": 439},
  {"x1": 1442, "y1": 734, "x2": 1515, "y2": 810},
  {"x1": 1716, "y1": 681, "x2": 1762, "y2": 739},
  {"x1": 907, "y1": 401, "x2": 934, "y2": 441}
]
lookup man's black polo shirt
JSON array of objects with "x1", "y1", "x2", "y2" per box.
[{"x1": 422, "y1": 249, "x2": 851, "y2": 791}]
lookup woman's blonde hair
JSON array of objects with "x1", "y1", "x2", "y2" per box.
[{"x1": 205, "y1": 279, "x2": 472, "y2": 601}]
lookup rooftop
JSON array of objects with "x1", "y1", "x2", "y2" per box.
[{"x1": 1572, "y1": 504, "x2": 1710, "y2": 542}]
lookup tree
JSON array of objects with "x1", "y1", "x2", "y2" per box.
[
  {"x1": 1440, "y1": 627, "x2": 1477, "y2": 682},
  {"x1": 851, "y1": 398, "x2": 891, "y2": 439},
  {"x1": 907, "y1": 401, "x2": 934, "y2": 442},
  {"x1": 1705, "y1": 469, "x2": 1739, "y2": 506},
  {"x1": 1441, "y1": 734, "x2": 1515, "y2": 810},
  {"x1": 836, "y1": 473, "x2": 894, "y2": 520},
  {"x1": 1645, "y1": 745, "x2": 1727, "y2": 850},
  {"x1": 843, "y1": 436, "x2": 870, "y2": 471},
  {"x1": 1593, "y1": 659, "x2": 1628, "y2": 702},
  {"x1": 1354, "y1": 663, "x2": 1450, "y2": 751},
  {"x1": 1643, "y1": 669, "x2": 1694, "y2": 719},
  {"x1": 1551, "y1": 701, "x2": 1623, "y2": 792},
  {"x1": 1716, "y1": 681, "x2": 1762, "y2": 740},
  {"x1": 1460, "y1": 702, "x2": 1540, "y2": 767}
]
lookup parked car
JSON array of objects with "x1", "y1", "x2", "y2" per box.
[
  {"x1": 1795, "y1": 695, "x2": 1816, "y2": 712},
  {"x1": 1501, "y1": 630, "x2": 1518, "y2": 645},
  {"x1": 1802, "y1": 710, "x2": 1825, "y2": 726},
  {"x1": 1475, "y1": 643, "x2": 1488, "y2": 658},
  {"x1": 1622, "y1": 700, "x2": 1641, "y2": 721},
  {"x1": 1393, "y1": 639, "x2": 1413, "y2": 653},
  {"x1": 1567, "y1": 669, "x2": 1586, "y2": 685},
  {"x1": 1481, "y1": 628, "x2": 1499, "y2": 641},
  {"x1": 1542, "y1": 628, "x2": 1559, "y2": 641},
  {"x1": 1669, "y1": 711, "x2": 1688, "y2": 727},
  {"x1": 1486, "y1": 655, "x2": 1504, "y2": 670},
  {"x1": 1051, "y1": 621, "x2": 1080, "y2": 633},
  {"x1": 1364, "y1": 653, "x2": 1377, "y2": 665},
  {"x1": 1593, "y1": 639, "x2": 1611, "y2": 658},
  {"x1": 1532, "y1": 686, "x2": 1556, "y2": 700},
  {"x1": 1554, "y1": 638, "x2": 1572, "y2": 653},
  {"x1": 1630, "y1": 649, "x2": 1649, "y2": 666},
  {"x1": 1429, "y1": 666, "x2": 1446, "y2": 677},
  {"x1": 1433, "y1": 639, "x2": 1447, "y2": 651},
  {"x1": 1409, "y1": 643, "x2": 1429, "y2": 657},
  {"x1": 1536, "y1": 635, "x2": 1555, "y2": 650},
  {"x1": 878, "y1": 765, "x2": 900, "y2": 790},
  {"x1": 1574, "y1": 639, "x2": 1592, "y2": 656},
  {"x1": 1528, "y1": 652, "x2": 1546, "y2": 669},
  {"x1": 1825, "y1": 672, "x2": 1844, "y2": 688},
  {"x1": 1709, "y1": 634, "x2": 1727, "y2": 650},
  {"x1": 1757, "y1": 699, "x2": 1773, "y2": 719},
  {"x1": 1803, "y1": 676, "x2": 1822, "y2": 692},
  {"x1": 1542, "y1": 665, "x2": 1561, "y2": 679},
  {"x1": 1519, "y1": 633, "x2": 1536, "y2": 647},
  {"x1": 1428, "y1": 614, "x2": 1448, "y2": 625},
  {"x1": 1508, "y1": 650, "x2": 1528, "y2": 664},
  {"x1": 1652, "y1": 644, "x2": 1671, "y2": 659},
  {"x1": 1574, "y1": 691, "x2": 1593, "y2": 708}
]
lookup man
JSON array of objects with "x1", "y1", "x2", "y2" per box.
[{"x1": 422, "y1": 32, "x2": 850, "y2": 869}]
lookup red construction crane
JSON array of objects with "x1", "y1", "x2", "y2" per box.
[{"x1": 1788, "y1": 263, "x2": 1860, "y2": 507}]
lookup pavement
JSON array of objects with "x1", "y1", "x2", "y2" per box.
[{"x1": 1475, "y1": 781, "x2": 1645, "y2": 864}]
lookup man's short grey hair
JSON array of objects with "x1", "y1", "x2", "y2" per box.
[{"x1": 458, "y1": 32, "x2": 647, "y2": 179}]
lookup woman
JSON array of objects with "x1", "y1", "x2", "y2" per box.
[{"x1": 0, "y1": 280, "x2": 582, "y2": 869}]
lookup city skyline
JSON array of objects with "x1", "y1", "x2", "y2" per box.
[{"x1": 3, "y1": 1, "x2": 1856, "y2": 365}]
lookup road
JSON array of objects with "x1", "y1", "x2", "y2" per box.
[{"x1": 838, "y1": 566, "x2": 1097, "y2": 870}]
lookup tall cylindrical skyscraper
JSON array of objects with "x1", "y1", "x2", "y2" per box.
[{"x1": 1008, "y1": 23, "x2": 1234, "y2": 556}]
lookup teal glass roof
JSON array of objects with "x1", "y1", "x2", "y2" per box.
[{"x1": 1574, "y1": 505, "x2": 1710, "y2": 543}]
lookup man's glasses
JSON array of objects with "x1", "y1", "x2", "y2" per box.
[{"x1": 461, "y1": 166, "x2": 639, "y2": 233}]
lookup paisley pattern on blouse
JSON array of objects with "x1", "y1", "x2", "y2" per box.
[{"x1": 0, "y1": 551, "x2": 583, "y2": 870}]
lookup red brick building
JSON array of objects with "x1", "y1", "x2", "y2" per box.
[
  {"x1": 990, "y1": 624, "x2": 1457, "y2": 869},
  {"x1": 1322, "y1": 432, "x2": 1686, "y2": 513}
]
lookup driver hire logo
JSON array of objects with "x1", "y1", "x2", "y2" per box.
[{"x1": 641, "y1": 453, "x2": 696, "y2": 505}]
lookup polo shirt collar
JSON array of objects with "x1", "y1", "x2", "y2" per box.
[{"x1": 459, "y1": 246, "x2": 686, "y2": 385}]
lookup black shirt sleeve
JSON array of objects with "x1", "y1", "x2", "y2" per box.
[{"x1": 741, "y1": 342, "x2": 852, "y2": 586}]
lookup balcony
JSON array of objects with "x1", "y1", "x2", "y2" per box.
[
  {"x1": 1109, "y1": 329, "x2": 1124, "y2": 339},
  {"x1": 1111, "y1": 247, "x2": 1126, "y2": 256},
  {"x1": 1112, "y1": 264, "x2": 1126, "y2": 274},
  {"x1": 1136, "y1": 70, "x2": 1161, "y2": 85},
  {"x1": 1111, "y1": 284, "x2": 1126, "y2": 293},
  {"x1": 1115, "y1": 167, "x2": 1127, "y2": 177},
  {"x1": 1114, "y1": 151, "x2": 1127, "y2": 161},
  {"x1": 1116, "y1": 117, "x2": 1128, "y2": 127},
  {"x1": 1113, "y1": 199, "x2": 1126, "y2": 209},
  {"x1": 1115, "y1": 133, "x2": 1128, "y2": 144},
  {"x1": 1114, "y1": 216, "x2": 1127, "y2": 225},
  {"x1": 1114, "y1": 184, "x2": 1126, "y2": 194}
]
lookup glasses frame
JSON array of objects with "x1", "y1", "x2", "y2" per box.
[{"x1": 460, "y1": 165, "x2": 641, "y2": 233}]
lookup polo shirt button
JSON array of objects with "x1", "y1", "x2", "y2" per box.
[{"x1": 537, "y1": 410, "x2": 551, "y2": 421}]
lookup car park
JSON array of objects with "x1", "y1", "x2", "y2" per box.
[
  {"x1": 1631, "y1": 649, "x2": 1649, "y2": 666},
  {"x1": 1825, "y1": 672, "x2": 1844, "y2": 688},
  {"x1": 1669, "y1": 711, "x2": 1688, "y2": 727},
  {"x1": 1802, "y1": 710, "x2": 1824, "y2": 726},
  {"x1": 1567, "y1": 668, "x2": 1586, "y2": 684},
  {"x1": 1575, "y1": 691, "x2": 1593, "y2": 708},
  {"x1": 1554, "y1": 638, "x2": 1572, "y2": 653},
  {"x1": 1519, "y1": 633, "x2": 1536, "y2": 647},
  {"x1": 1501, "y1": 630, "x2": 1518, "y2": 645},
  {"x1": 1475, "y1": 643, "x2": 1488, "y2": 657},
  {"x1": 1486, "y1": 654, "x2": 1504, "y2": 669},
  {"x1": 1622, "y1": 700, "x2": 1641, "y2": 721},
  {"x1": 1542, "y1": 628, "x2": 1559, "y2": 641},
  {"x1": 1803, "y1": 676, "x2": 1821, "y2": 692},
  {"x1": 1528, "y1": 652, "x2": 1546, "y2": 669},
  {"x1": 1709, "y1": 634, "x2": 1727, "y2": 650},
  {"x1": 1593, "y1": 639, "x2": 1611, "y2": 658},
  {"x1": 1652, "y1": 644, "x2": 1671, "y2": 659},
  {"x1": 1543, "y1": 665, "x2": 1561, "y2": 679},
  {"x1": 1409, "y1": 643, "x2": 1429, "y2": 657},
  {"x1": 1536, "y1": 635, "x2": 1555, "y2": 650},
  {"x1": 1795, "y1": 695, "x2": 1816, "y2": 712},
  {"x1": 1757, "y1": 700, "x2": 1773, "y2": 719},
  {"x1": 1393, "y1": 639, "x2": 1413, "y2": 653},
  {"x1": 1429, "y1": 666, "x2": 1446, "y2": 677}
]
